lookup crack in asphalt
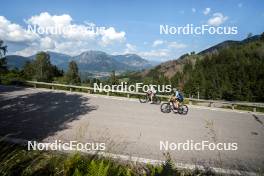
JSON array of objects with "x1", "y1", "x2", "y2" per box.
[{"x1": 252, "y1": 114, "x2": 264, "y2": 128}]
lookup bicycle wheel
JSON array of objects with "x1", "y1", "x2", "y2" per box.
[
  {"x1": 178, "y1": 105, "x2": 188, "y2": 115},
  {"x1": 153, "y1": 96, "x2": 161, "y2": 104},
  {"x1": 139, "y1": 95, "x2": 148, "y2": 103},
  {"x1": 160, "y1": 103, "x2": 171, "y2": 113}
]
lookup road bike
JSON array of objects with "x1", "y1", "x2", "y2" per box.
[
  {"x1": 160, "y1": 97, "x2": 188, "y2": 115},
  {"x1": 139, "y1": 93, "x2": 161, "y2": 104}
]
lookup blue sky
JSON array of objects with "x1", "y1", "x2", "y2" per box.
[{"x1": 1, "y1": 0, "x2": 264, "y2": 61}]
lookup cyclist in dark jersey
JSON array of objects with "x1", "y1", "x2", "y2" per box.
[{"x1": 171, "y1": 88, "x2": 183, "y2": 109}]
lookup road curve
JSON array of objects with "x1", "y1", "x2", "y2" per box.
[{"x1": 0, "y1": 85, "x2": 263, "y2": 173}]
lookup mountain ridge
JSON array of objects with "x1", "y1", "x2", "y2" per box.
[
  {"x1": 138, "y1": 34, "x2": 262, "y2": 78},
  {"x1": 5, "y1": 50, "x2": 152, "y2": 72}
]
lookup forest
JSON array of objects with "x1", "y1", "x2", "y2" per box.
[{"x1": 121, "y1": 33, "x2": 264, "y2": 102}]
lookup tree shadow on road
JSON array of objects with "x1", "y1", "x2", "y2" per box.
[
  {"x1": 0, "y1": 85, "x2": 26, "y2": 95},
  {"x1": 0, "y1": 90, "x2": 97, "y2": 141}
]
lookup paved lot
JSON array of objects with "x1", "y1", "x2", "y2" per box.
[{"x1": 0, "y1": 85, "x2": 263, "y2": 172}]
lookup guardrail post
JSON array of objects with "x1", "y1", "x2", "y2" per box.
[
  {"x1": 231, "y1": 104, "x2": 235, "y2": 110},
  {"x1": 189, "y1": 100, "x2": 192, "y2": 105},
  {"x1": 34, "y1": 84, "x2": 37, "y2": 88},
  {"x1": 107, "y1": 91, "x2": 110, "y2": 96},
  {"x1": 127, "y1": 93, "x2": 130, "y2": 98},
  {"x1": 70, "y1": 87, "x2": 72, "y2": 92},
  {"x1": 52, "y1": 86, "x2": 54, "y2": 90},
  {"x1": 253, "y1": 107, "x2": 256, "y2": 112}
]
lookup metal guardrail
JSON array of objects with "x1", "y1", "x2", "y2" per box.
[
  {"x1": 26, "y1": 81, "x2": 146, "y2": 97},
  {"x1": 189, "y1": 98, "x2": 264, "y2": 108},
  {"x1": 26, "y1": 81, "x2": 264, "y2": 112}
]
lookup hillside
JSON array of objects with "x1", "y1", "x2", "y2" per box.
[
  {"x1": 138, "y1": 35, "x2": 262, "y2": 79},
  {"x1": 124, "y1": 33, "x2": 264, "y2": 101},
  {"x1": 198, "y1": 35, "x2": 261, "y2": 55}
]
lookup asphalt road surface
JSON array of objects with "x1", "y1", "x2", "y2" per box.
[{"x1": 0, "y1": 85, "x2": 263, "y2": 173}]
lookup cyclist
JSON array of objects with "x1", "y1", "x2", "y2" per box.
[
  {"x1": 171, "y1": 88, "x2": 184, "y2": 109},
  {"x1": 147, "y1": 85, "x2": 157, "y2": 103}
]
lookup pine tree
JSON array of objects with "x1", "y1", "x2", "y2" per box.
[
  {"x1": 66, "y1": 61, "x2": 81, "y2": 84},
  {"x1": 33, "y1": 52, "x2": 53, "y2": 82},
  {"x1": 0, "y1": 40, "x2": 8, "y2": 74}
]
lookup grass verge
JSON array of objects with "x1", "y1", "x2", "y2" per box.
[{"x1": 0, "y1": 141, "x2": 217, "y2": 176}]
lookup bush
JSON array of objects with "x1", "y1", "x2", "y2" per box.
[{"x1": 0, "y1": 71, "x2": 25, "y2": 85}]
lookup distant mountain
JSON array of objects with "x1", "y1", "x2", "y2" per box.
[
  {"x1": 112, "y1": 54, "x2": 152, "y2": 69},
  {"x1": 72, "y1": 50, "x2": 127, "y2": 72},
  {"x1": 5, "y1": 55, "x2": 30, "y2": 69},
  {"x1": 29, "y1": 51, "x2": 71, "y2": 70},
  {"x1": 72, "y1": 50, "x2": 152, "y2": 72},
  {"x1": 6, "y1": 50, "x2": 152, "y2": 72}
]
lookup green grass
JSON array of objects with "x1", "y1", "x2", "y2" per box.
[{"x1": 0, "y1": 141, "x2": 217, "y2": 176}]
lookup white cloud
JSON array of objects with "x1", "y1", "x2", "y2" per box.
[
  {"x1": 100, "y1": 27, "x2": 125, "y2": 46},
  {"x1": 203, "y1": 8, "x2": 211, "y2": 15},
  {"x1": 54, "y1": 40, "x2": 100, "y2": 56},
  {"x1": 1, "y1": 12, "x2": 126, "y2": 56},
  {"x1": 26, "y1": 12, "x2": 125, "y2": 45},
  {"x1": 40, "y1": 37, "x2": 55, "y2": 49},
  {"x1": 152, "y1": 40, "x2": 164, "y2": 47},
  {"x1": 168, "y1": 41, "x2": 187, "y2": 49},
  {"x1": 207, "y1": 13, "x2": 228, "y2": 26},
  {"x1": 0, "y1": 16, "x2": 38, "y2": 43},
  {"x1": 140, "y1": 49, "x2": 170, "y2": 58},
  {"x1": 138, "y1": 40, "x2": 187, "y2": 59},
  {"x1": 124, "y1": 43, "x2": 137, "y2": 53},
  {"x1": 26, "y1": 12, "x2": 72, "y2": 28},
  {"x1": 14, "y1": 48, "x2": 35, "y2": 56},
  {"x1": 2, "y1": 12, "x2": 187, "y2": 61},
  {"x1": 152, "y1": 40, "x2": 187, "y2": 49},
  {"x1": 192, "y1": 8, "x2": 196, "y2": 13}
]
